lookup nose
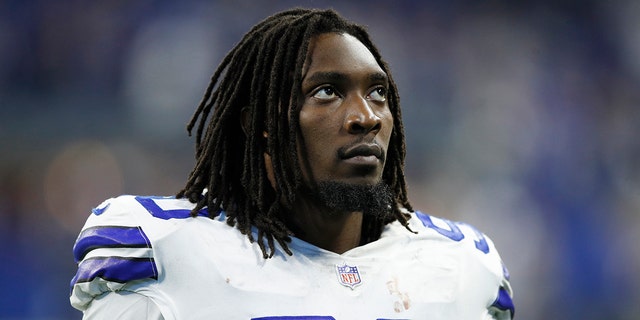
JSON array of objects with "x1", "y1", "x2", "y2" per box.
[{"x1": 344, "y1": 97, "x2": 382, "y2": 135}]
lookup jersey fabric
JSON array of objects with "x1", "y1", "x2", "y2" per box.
[{"x1": 70, "y1": 195, "x2": 514, "y2": 319}]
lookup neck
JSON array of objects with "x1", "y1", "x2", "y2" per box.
[{"x1": 286, "y1": 200, "x2": 363, "y2": 254}]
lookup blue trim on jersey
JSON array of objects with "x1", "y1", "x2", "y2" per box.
[
  {"x1": 459, "y1": 222, "x2": 490, "y2": 254},
  {"x1": 491, "y1": 286, "x2": 515, "y2": 316},
  {"x1": 91, "y1": 203, "x2": 110, "y2": 215},
  {"x1": 414, "y1": 212, "x2": 493, "y2": 254},
  {"x1": 73, "y1": 226, "x2": 152, "y2": 262},
  {"x1": 71, "y1": 256, "x2": 158, "y2": 287},
  {"x1": 135, "y1": 196, "x2": 209, "y2": 220},
  {"x1": 502, "y1": 263, "x2": 511, "y2": 281},
  {"x1": 414, "y1": 211, "x2": 464, "y2": 241}
]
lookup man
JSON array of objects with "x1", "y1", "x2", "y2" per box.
[{"x1": 70, "y1": 8, "x2": 514, "y2": 319}]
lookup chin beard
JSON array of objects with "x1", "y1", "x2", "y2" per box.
[{"x1": 310, "y1": 181, "x2": 395, "y2": 220}]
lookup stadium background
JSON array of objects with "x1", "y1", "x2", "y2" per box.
[{"x1": 1, "y1": 1, "x2": 638, "y2": 319}]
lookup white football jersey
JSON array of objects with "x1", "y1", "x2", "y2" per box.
[{"x1": 70, "y1": 195, "x2": 514, "y2": 319}]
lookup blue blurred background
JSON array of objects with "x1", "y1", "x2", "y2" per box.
[{"x1": 1, "y1": 0, "x2": 639, "y2": 319}]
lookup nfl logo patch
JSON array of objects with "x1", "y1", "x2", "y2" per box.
[{"x1": 335, "y1": 264, "x2": 362, "y2": 289}]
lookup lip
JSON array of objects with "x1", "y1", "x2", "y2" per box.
[{"x1": 339, "y1": 143, "x2": 384, "y2": 163}]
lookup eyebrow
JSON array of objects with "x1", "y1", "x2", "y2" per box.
[
  {"x1": 368, "y1": 72, "x2": 388, "y2": 83},
  {"x1": 304, "y1": 71, "x2": 348, "y2": 84},
  {"x1": 303, "y1": 71, "x2": 388, "y2": 85}
]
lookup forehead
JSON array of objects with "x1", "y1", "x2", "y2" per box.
[{"x1": 303, "y1": 32, "x2": 384, "y2": 77}]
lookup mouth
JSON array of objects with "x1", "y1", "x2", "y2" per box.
[{"x1": 339, "y1": 143, "x2": 384, "y2": 163}]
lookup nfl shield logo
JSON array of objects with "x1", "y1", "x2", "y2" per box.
[{"x1": 335, "y1": 264, "x2": 362, "y2": 289}]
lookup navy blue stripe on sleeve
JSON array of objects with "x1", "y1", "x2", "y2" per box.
[
  {"x1": 73, "y1": 226, "x2": 152, "y2": 262},
  {"x1": 491, "y1": 286, "x2": 515, "y2": 316},
  {"x1": 71, "y1": 256, "x2": 158, "y2": 286},
  {"x1": 135, "y1": 196, "x2": 209, "y2": 219}
]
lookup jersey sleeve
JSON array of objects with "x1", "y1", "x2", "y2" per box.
[
  {"x1": 413, "y1": 211, "x2": 515, "y2": 319},
  {"x1": 487, "y1": 282, "x2": 515, "y2": 319},
  {"x1": 471, "y1": 228, "x2": 515, "y2": 320},
  {"x1": 82, "y1": 291, "x2": 165, "y2": 320},
  {"x1": 457, "y1": 222, "x2": 515, "y2": 319},
  {"x1": 482, "y1": 230, "x2": 515, "y2": 319},
  {"x1": 70, "y1": 196, "x2": 159, "y2": 313}
]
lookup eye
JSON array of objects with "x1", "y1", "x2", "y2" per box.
[
  {"x1": 312, "y1": 86, "x2": 338, "y2": 100},
  {"x1": 368, "y1": 87, "x2": 387, "y2": 102}
]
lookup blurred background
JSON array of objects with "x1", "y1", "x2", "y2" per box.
[{"x1": 1, "y1": 0, "x2": 638, "y2": 319}]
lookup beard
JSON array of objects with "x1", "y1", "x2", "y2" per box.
[{"x1": 307, "y1": 181, "x2": 395, "y2": 220}]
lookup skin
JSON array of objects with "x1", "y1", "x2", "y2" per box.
[{"x1": 274, "y1": 32, "x2": 394, "y2": 254}]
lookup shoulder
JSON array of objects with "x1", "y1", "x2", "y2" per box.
[
  {"x1": 82, "y1": 195, "x2": 210, "y2": 224},
  {"x1": 404, "y1": 210, "x2": 515, "y2": 318},
  {"x1": 405, "y1": 210, "x2": 501, "y2": 260},
  {"x1": 406, "y1": 210, "x2": 508, "y2": 278},
  {"x1": 69, "y1": 195, "x2": 212, "y2": 311},
  {"x1": 72, "y1": 195, "x2": 212, "y2": 272}
]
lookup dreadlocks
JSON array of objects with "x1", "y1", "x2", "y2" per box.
[{"x1": 176, "y1": 8, "x2": 413, "y2": 258}]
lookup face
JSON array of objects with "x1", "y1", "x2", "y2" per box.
[{"x1": 297, "y1": 32, "x2": 393, "y2": 187}]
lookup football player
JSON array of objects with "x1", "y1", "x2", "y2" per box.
[{"x1": 70, "y1": 8, "x2": 514, "y2": 319}]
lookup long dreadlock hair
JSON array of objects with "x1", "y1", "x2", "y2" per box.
[{"x1": 177, "y1": 8, "x2": 413, "y2": 258}]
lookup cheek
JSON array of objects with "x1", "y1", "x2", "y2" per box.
[
  {"x1": 379, "y1": 111, "x2": 394, "y2": 145},
  {"x1": 299, "y1": 108, "x2": 338, "y2": 148},
  {"x1": 298, "y1": 110, "x2": 346, "y2": 178},
  {"x1": 301, "y1": 125, "x2": 334, "y2": 165}
]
